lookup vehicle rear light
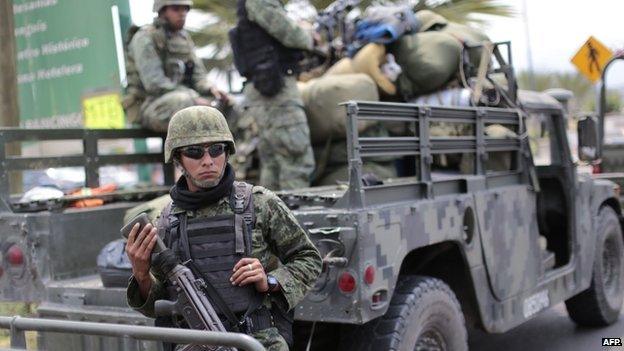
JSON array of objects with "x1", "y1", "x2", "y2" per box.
[
  {"x1": 592, "y1": 163, "x2": 602, "y2": 174},
  {"x1": 371, "y1": 290, "x2": 388, "y2": 308},
  {"x1": 364, "y1": 265, "x2": 375, "y2": 285},
  {"x1": 7, "y1": 245, "x2": 24, "y2": 265},
  {"x1": 338, "y1": 271, "x2": 356, "y2": 293}
]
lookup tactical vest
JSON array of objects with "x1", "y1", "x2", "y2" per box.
[
  {"x1": 156, "y1": 182, "x2": 294, "y2": 347},
  {"x1": 124, "y1": 19, "x2": 197, "y2": 121},
  {"x1": 162, "y1": 182, "x2": 259, "y2": 318},
  {"x1": 229, "y1": 0, "x2": 304, "y2": 96}
]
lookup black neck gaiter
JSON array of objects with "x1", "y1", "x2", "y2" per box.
[{"x1": 170, "y1": 164, "x2": 235, "y2": 211}]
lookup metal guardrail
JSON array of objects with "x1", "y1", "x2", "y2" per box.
[{"x1": 0, "y1": 316, "x2": 265, "y2": 351}]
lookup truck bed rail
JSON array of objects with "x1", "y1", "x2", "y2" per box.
[
  {"x1": 339, "y1": 101, "x2": 530, "y2": 208},
  {"x1": 0, "y1": 128, "x2": 174, "y2": 212}
]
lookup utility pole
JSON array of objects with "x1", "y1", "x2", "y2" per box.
[
  {"x1": 0, "y1": 0, "x2": 19, "y2": 127},
  {"x1": 0, "y1": 0, "x2": 22, "y2": 193}
]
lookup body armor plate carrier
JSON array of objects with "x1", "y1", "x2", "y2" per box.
[
  {"x1": 156, "y1": 182, "x2": 294, "y2": 349},
  {"x1": 229, "y1": 0, "x2": 304, "y2": 96}
]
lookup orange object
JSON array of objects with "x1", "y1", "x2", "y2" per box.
[{"x1": 70, "y1": 183, "x2": 118, "y2": 208}]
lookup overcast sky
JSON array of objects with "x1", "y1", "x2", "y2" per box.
[{"x1": 129, "y1": 0, "x2": 624, "y2": 87}]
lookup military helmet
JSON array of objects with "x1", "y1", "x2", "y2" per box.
[
  {"x1": 153, "y1": 0, "x2": 193, "y2": 13},
  {"x1": 164, "y1": 106, "x2": 236, "y2": 163}
]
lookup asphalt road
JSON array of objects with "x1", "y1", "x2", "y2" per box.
[{"x1": 468, "y1": 303, "x2": 624, "y2": 351}]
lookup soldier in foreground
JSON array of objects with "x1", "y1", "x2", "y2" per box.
[
  {"x1": 125, "y1": 106, "x2": 322, "y2": 350},
  {"x1": 123, "y1": 0, "x2": 229, "y2": 132},
  {"x1": 229, "y1": 0, "x2": 316, "y2": 190}
]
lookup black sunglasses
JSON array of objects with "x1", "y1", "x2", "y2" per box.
[{"x1": 179, "y1": 143, "x2": 227, "y2": 160}]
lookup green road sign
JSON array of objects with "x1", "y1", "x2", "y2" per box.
[{"x1": 13, "y1": 0, "x2": 132, "y2": 128}]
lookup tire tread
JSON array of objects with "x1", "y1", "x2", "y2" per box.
[{"x1": 340, "y1": 275, "x2": 466, "y2": 351}]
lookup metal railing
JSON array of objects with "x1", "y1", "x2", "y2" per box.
[
  {"x1": 338, "y1": 101, "x2": 529, "y2": 208},
  {"x1": 0, "y1": 127, "x2": 175, "y2": 212},
  {"x1": 0, "y1": 316, "x2": 265, "y2": 351}
]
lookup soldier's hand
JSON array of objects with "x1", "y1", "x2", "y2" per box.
[
  {"x1": 231, "y1": 257, "x2": 269, "y2": 293},
  {"x1": 125, "y1": 222, "x2": 158, "y2": 283},
  {"x1": 194, "y1": 97, "x2": 212, "y2": 106},
  {"x1": 209, "y1": 87, "x2": 231, "y2": 105}
]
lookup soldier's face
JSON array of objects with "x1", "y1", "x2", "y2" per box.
[
  {"x1": 178, "y1": 143, "x2": 228, "y2": 191},
  {"x1": 162, "y1": 5, "x2": 189, "y2": 31}
]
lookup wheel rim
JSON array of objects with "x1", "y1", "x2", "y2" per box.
[
  {"x1": 414, "y1": 328, "x2": 447, "y2": 351},
  {"x1": 602, "y1": 234, "x2": 623, "y2": 307}
]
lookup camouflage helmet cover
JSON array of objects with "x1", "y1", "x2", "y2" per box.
[
  {"x1": 153, "y1": 0, "x2": 193, "y2": 13},
  {"x1": 164, "y1": 106, "x2": 236, "y2": 163}
]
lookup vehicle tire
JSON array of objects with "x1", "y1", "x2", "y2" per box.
[
  {"x1": 340, "y1": 275, "x2": 467, "y2": 351},
  {"x1": 565, "y1": 206, "x2": 624, "y2": 326}
]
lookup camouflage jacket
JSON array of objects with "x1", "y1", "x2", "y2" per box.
[
  {"x1": 126, "y1": 18, "x2": 212, "y2": 98},
  {"x1": 245, "y1": 0, "x2": 313, "y2": 51},
  {"x1": 127, "y1": 185, "x2": 322, "y2": 317}
]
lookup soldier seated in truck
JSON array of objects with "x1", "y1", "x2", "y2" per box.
[{"x1": 123, "y1": 0, "x2": 231, "y2": 133}]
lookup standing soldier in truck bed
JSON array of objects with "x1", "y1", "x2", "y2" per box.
[{"x1": 229, "y1": 0, "x2": 316, "y2": 190}]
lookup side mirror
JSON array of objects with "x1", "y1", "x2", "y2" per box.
[{"x1": 577, "y1": 115, "x2": 600, "y2": 162}]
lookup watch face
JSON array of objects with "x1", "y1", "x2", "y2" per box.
[{"x1": 268, "y1": 275, "x2": 278, "y2": 288}]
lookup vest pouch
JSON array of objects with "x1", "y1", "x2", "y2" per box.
[
  {"x1": 229, "y1": 27, "x2": 249, "y2": 76},
  {"x1": 251, "y1": 47, "x2": 285, "y2": 97},
  {"x1": 165, "y1": 58, "x2": 186, "y2": 85},
  {"x1": 165, "y1": 34, "x2": 193, "y2": 83},
  {"x1": 166, "y1": 35, "x2": 193, "y2": 56}
]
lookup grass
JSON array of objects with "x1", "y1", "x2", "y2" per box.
[{"x1": 0, "y1": 302, "x2": 38, "y2": 349}]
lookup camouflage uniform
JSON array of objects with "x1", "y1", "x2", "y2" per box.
[
  {"x1": 125, "y1": 17, "x2": 214, "y2": 132},
  {"x1": 240, "y1": 0, "x2": 315, "y2": 190},
  {"x1": 126, "y1": 106, "x2": 322, "y2": 351}
]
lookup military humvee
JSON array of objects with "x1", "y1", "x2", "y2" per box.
[
  {"x1": 2, "y1": 40, "x2": 624, "y2": 350},
  {"x1": 2, "y1": 86, "x2": 623, "y2": 350}
]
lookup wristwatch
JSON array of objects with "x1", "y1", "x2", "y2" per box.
[{"x1": 266, "y1": 274, "x2": 279, "y2": 293}]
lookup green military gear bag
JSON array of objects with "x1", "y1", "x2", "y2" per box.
[
  {"x1": 164, "y1": 106, "x2": 236, "y2": 163},
  {"x1": 392, "y1": 10, "x2": 491, "y2": 100},
  {"x1": 394, "y1": 31, "x2": 462, "y2": 99},
  {"x1": 299, "y1": 73, "x2": 379, "y2": 144}
]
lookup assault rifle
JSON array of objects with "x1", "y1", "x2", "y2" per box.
[{"x1": 121, "y1": 214, "x2": 234, "y2": 351}]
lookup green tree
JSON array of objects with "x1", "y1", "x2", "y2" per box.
[{"x1": 191, "y1": 0, "x2": 515, "y2": 69}]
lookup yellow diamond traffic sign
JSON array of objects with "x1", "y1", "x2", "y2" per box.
[{"x1": 571, "y1": 36, "x2": 613, "y2": 83}]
